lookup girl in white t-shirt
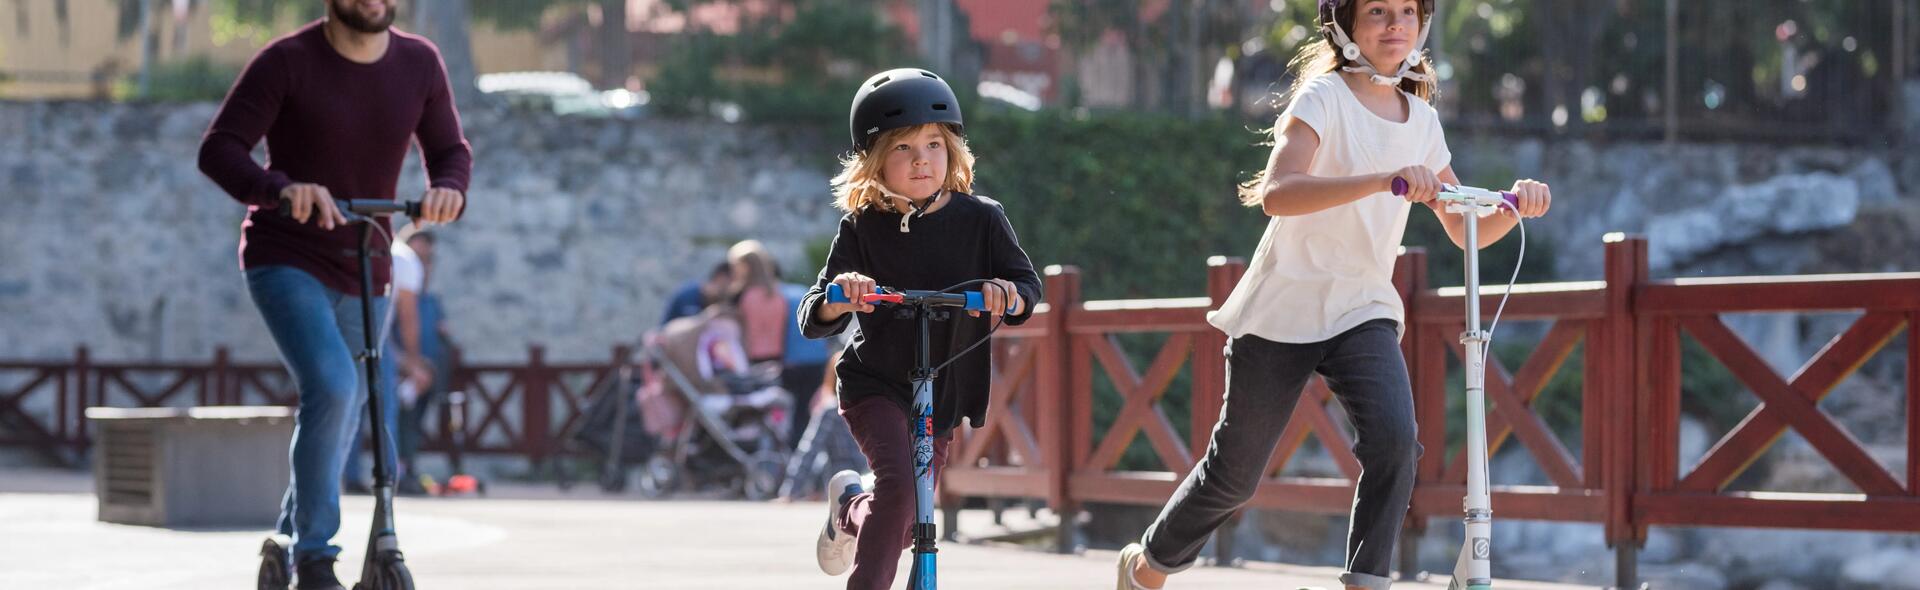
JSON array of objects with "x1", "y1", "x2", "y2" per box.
[{"x1": 1117, "y1": 1, "x2": 1550, "y2": 589}]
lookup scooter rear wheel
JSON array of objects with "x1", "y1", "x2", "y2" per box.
[{"x1": 257, "y1": 535, "x2": 291, "y2": 590}]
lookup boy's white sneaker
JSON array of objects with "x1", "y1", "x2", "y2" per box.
[{"x1": 816, "y1": 470, "x2": 864, "y2": 575}]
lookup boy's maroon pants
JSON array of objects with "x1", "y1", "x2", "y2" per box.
[{"x1": 835, "y1": 395, "x2": 953, "y2": 590}]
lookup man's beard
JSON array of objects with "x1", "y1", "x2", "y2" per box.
[{"x1": 330, "y1": 1, "x2": 395, "y2": 34}]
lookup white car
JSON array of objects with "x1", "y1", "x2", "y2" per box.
[{"x1": 477, "y1": 71, "x2": 648, "y2": 118}]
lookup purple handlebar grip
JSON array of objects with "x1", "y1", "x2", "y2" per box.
[
  {"x1": 1391, "y1": 177, "x2": 1409, "y2": 196},
  {"x1": 1501, "y1": 191, "x2": 1520, "y2": 208}
]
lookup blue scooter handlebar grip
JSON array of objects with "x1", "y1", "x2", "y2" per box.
[
  {"x1": 826, "y1": 284, "x2": 849, "y2": 303},
  {"x1": 972, "y1": 290, "x2": 1022, "y2": 313},
  {"x1": 964, "y1": 291, "x2": 985, "y2": 312}
]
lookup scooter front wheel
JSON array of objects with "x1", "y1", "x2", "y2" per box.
[{"x1": 351, "y1": 553, "x2": 415, "y2": 590}]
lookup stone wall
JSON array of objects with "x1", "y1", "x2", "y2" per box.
[
  {"x1": 3, "y1": 96, "x2": 1916, "y2": 368},
  {"x1": 0, "y1": 101, "x2": 841, "y2": 363},
  {"x1": 1448, "y1": 136, "x2": 1917, "y2": 279}
]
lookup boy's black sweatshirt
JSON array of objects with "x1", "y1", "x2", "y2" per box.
[{"x1": 799, "y1": 192, "x2": 1044, "y2": 436}]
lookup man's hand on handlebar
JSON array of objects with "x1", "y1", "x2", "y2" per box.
[
  {"x1": 277, "y1": 186, "x2": 456, "y2": 227},
  {"x1": 280, "y1": 183, "x2": 348, "y2": 230},
  {"x1": 419, "y1": 187, "x2": 464, "y2": 225}
]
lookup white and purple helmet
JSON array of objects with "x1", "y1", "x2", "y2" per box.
[{"x1": 1318, "y1": 0, "x2": 1435, "y2": 86}]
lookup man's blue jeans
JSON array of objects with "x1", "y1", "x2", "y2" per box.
[
  {"x1": 343, "y1": 341, "x2": 402, "y2": 489},
  {"x1": 246, "y1": 265, "x2": 393, "y2": 562}
]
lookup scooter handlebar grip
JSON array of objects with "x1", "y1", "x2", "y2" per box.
[
  {"x1": 824, "y1": 284, "x2": 903, "y2": 305},
  {"x1": 964, "y1": 291, "x2": 985, "y2": 312},
  {"x1": 1391, "y1": 176, "x2": 1409, "y2": 196}
]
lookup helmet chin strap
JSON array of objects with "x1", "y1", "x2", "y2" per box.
[
  {"x1": 1327, "y1": 14, "x2": 1433, "y2": 86},
  {"x1": 879, "y1": 185, "x2": 944, "y2": 233}
]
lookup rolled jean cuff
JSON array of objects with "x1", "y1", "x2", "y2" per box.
[{"x1": 1139, "y1": 539, "x2": 1195, "y2": 575}]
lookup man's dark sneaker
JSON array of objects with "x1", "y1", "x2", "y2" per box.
[{"x1": 294, "y1": 557, "x2": 347, "y2": 590}]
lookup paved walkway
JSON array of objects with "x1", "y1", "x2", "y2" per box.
[{"x1": 0, "y1": 468, "x2": 1597, "y2": 589}]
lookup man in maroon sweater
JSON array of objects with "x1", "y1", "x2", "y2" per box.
[{"x1": 197, "y1": 1, "x2": 469, "y2": 588}]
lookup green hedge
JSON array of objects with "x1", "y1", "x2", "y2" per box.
[
  {"x1": 966, "y1": 109, "x2": 1272, "y2": 300},
  {"x1": 115, "y1": 56, "x2": 241, "y2": 103}
]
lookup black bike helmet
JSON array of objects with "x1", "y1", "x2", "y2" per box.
[{"x1": 848, "y1": 68, "x2": 964, "y2": 152}]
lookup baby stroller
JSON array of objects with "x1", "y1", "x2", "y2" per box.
[
  {"x1": 554, "y1": 361, "x2": 653, "y2": 493},
  {"x1": 631, "y1": 306, "x2": 794, "y2": 499},
  {"x1": 559, "y1": 306, "x2": 793, "y2": 497}
]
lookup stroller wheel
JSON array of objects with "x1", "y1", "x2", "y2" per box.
[
  {"x1": 744, "y1": 455, "x2": 783, "y2": 503},
  {"x1": 636, "y1": 453, "x2": 679, "y2": 499},
  {"x1": 744, "y1": 436, "x2": 783, "y2": 503}
]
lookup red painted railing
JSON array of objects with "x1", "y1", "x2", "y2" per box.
[
  {"x1": 6, "y1": 235, "x2": 1916, "y2": 583},
  {"x1": 933, "y1": 235, "x2": 1918, "y2": 584}
]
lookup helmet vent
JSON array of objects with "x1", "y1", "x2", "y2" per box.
[
  {"x1": 931, "y1": 103, "x2": 948, "y2": 111},
  {"x1": 884, "y1": 108, "x2": 905, "y2": 117}
]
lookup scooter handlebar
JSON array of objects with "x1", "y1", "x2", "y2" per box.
[
  {"x1": 276, "y1": 197, "x2": 423, "y2": 220},
  {"x1": 827, "y1": 284, "x2": 1000, "y2": 313},
  {"x1": 1390, "y1": 177, "x2": 1519, "y2": 208}
]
